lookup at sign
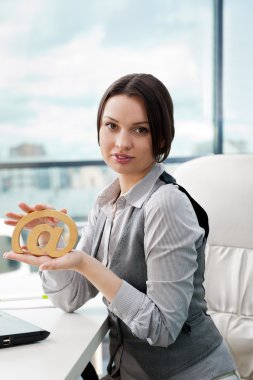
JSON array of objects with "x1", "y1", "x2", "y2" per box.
[{"x1": 12, "y1": 210, "x2": 78, "y2": 258}]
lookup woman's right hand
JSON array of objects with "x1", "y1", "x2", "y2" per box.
[
  {"x1": 5, "y1": 202, "x2": 67, "y2": 230},
  {"x1": 5, "y1": 202, "x2": 68, "y2": 246}
]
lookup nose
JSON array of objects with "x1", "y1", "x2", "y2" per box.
[{"x1": 115, "y1": 129, "x2": 132, "y2": 151}]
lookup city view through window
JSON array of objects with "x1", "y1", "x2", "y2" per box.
[{"x1": 0, "y1": 0, "x2": 252, "y2": 222}]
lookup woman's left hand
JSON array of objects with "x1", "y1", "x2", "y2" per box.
[
  {"x1": 3, "y1": 248, "x2": 85, "y2": 272},
  {"x1": 3, "y1": 247, "x2": 123, "y2": 303}
]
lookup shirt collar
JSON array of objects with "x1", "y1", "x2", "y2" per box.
[
  {"x1": 123, "y1": 163, "x2": 165, "y2": 208},
  {"x1": 97, "y1": 163, "x2": 165, "y2": 209},
  {"x1": 97, "y1": 177, "x2": 121, "y2": 208}
]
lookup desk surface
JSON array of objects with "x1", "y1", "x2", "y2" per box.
[{"x1": 0, "y1": 272, "x2": 108, "y2": 380}]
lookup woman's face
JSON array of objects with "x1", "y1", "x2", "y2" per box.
[{"x1": 99, "y1": 94, "x2": 155, "y2": 187}]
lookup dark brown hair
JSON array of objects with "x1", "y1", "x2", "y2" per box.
[{"x1": 97, "y1": 73, "x2": 174, "y2": 162}]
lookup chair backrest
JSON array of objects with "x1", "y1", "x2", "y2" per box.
[
  {"x1": 174, "y1": 154, "x2": 253, "y2": 380},
  {"x1": 0, "y1": 218, "x2": 30, "y2": 276}
]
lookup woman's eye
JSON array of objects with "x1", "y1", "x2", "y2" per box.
[
  {"x1": 105, "y1": 123, "x2": 117, "y2": 130},
  {"x1": 134, "y1": 127, "x2": 149, "y2": 135}
]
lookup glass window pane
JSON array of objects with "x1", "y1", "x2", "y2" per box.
[
  {"x1": 0, "y1": 0, "x2": 213, "y2": 162},
  {"x1": 224, "y1": 0, "x2": 253, "y2": 153},
  {"x1": 0, "y1": 165, "x2": 115, "y2": 220},
  {"x1": 0, "y1": 236, "x2": 21, "y2": 273}
]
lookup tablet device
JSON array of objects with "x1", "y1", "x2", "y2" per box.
[{"x1": 0, "y1": 310, "x2": 50, "y2": 348}]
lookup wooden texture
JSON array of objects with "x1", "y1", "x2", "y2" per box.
[{"x1": 12, "y1": 210, "x2": 78, "y2": 257}]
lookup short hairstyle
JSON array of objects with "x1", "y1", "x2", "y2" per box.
[{"x1": 97, "y1": 73, "x2": 175, "y2": 162}]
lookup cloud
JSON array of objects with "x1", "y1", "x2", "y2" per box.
[
  {"x1": 0, "y1": 0, "x2": 212, "y2": 160},
  {"x1": 1, "y1": 11, "x2": 201, "y2": 98}
]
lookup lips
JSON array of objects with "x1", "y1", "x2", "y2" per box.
[
  {"x1": 112, "y1": 153, "x2": 134, "y2": 163},
  {"x1": 114, "y1": 153, "x2": 133, "y2": 159}
]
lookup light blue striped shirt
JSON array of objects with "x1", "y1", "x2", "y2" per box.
[{"x1": 41, "y1": 163, "x2": 236, "y2": 379}]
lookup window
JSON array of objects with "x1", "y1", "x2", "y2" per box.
[
  {"x1": 0, "y1": 0, "x2": 252, "y2": 239},
  {"x1": 223, "y1": 0, "x2": 253, "y2": 153},
  {"x1": 0, "y1": 0, "x2": 212, "y2": 163}
]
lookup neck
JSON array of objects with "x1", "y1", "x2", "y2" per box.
[
  {"x1": 118, "y1": 163, "x2": 156, "y2": 194},
  {"x1": 118, "y1": 175, "x2": 137, "y2": 194}
]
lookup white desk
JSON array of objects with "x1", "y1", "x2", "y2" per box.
[{"x1": 0, "y1": 273, "x2": 109, "y2": 380}]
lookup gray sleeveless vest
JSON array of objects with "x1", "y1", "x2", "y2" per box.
[{"x1": 91, "y1": 171, "x2": 222, "y2": 379}]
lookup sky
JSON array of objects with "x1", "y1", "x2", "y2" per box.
[{"x1": 0, "y1": 0, "x2": 252, "y2": 161}]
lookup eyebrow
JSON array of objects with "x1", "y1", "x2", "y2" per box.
[{"x1": 103, "y1": 116, "x2": 149, "y2": 125}]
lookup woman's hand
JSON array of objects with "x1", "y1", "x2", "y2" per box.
[
  {"x1": 5, "y1": 202, "x2": 68, "y2": 246},
  {"x1": 5, "y1": 202, "x2": 67, "y2": 229},
  {"x1": 3, "y1": 250, "x2": 54, "y2": 269},
  {"x1": 3, "y1": 248, "x2": 123, "y2": 303},
  {"x1": 3, "y1": 248, "x2": 85, "y2": 272}
]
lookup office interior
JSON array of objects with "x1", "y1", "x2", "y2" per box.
[{"x1": 0, "y1": 0, "x2": 252, "y2": 379}]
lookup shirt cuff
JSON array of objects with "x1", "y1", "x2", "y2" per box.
[{"x1": 108, "y1": 280, "x2": 146, "y2": 323}]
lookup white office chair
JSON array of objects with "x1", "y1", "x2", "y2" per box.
[{"x1": 174, "y1": 154, "x2": 253, "y2": 380}]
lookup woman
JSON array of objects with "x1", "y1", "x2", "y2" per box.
[{"x1": 4, "y1": 73, "x2": 239, "y2": 379}]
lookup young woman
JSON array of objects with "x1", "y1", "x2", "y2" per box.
[{"x1": 4, "y1": 74, "x2": 239, "y2": 380}]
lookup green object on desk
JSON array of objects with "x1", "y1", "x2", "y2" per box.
[{"x1": 0, "y1": 294, "x2": 48, "y2": 302}]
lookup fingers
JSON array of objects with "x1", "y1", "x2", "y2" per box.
[
  {"x1": 52, "y1": 208, "x2": 68, "y2": 224},
  {"x1": 4, "y1": 212, "x2": 24, "y2": 226},
  {"x1": 32, "y1": 204, "x2": 67, "y2": 213},
  {"x1": 5, "y1": 203, "x2": 35, "y2": 225},
  {"x1": 6, "y1": 203, "x2": 66, "y2": 216},
  {"x1": 26, "y1": 204, "x2": 68, "y2": 222},
  {"x1": 19, "y1": 202, "x2": 58, "y2": 214},
  {"x1": 4, "y1": 203, "x2": 37, "y2": 225},
  {"x1": 3, "y1": 251, "x2": 52, "y2": 267},
  {"x1": 18, "y1": 202, "x2": 36, "y2": 213},
  {"x1": 5, "y1": 212, "x2": 23, "y2": 219},
  {"x1": 4, "y1": 220, "x2": 16, "y2": 226},
  {"x1": 34, "y1": 205, "x2": 68, "y2": 224},
  {"x1": 33, "y1": 204, "x2": 55, "y2": 211},
  {"x1": 5, "y1": 203, "x2": 68, "y2": 230}
]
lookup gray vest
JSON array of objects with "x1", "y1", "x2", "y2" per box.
[{"x1": 92, "y1": 172, "x2": 222, "y2": 380}]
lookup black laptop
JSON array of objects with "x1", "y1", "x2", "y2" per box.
[{"x1": 0, "y1": 310, "x2": 50, "y2": 348}]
